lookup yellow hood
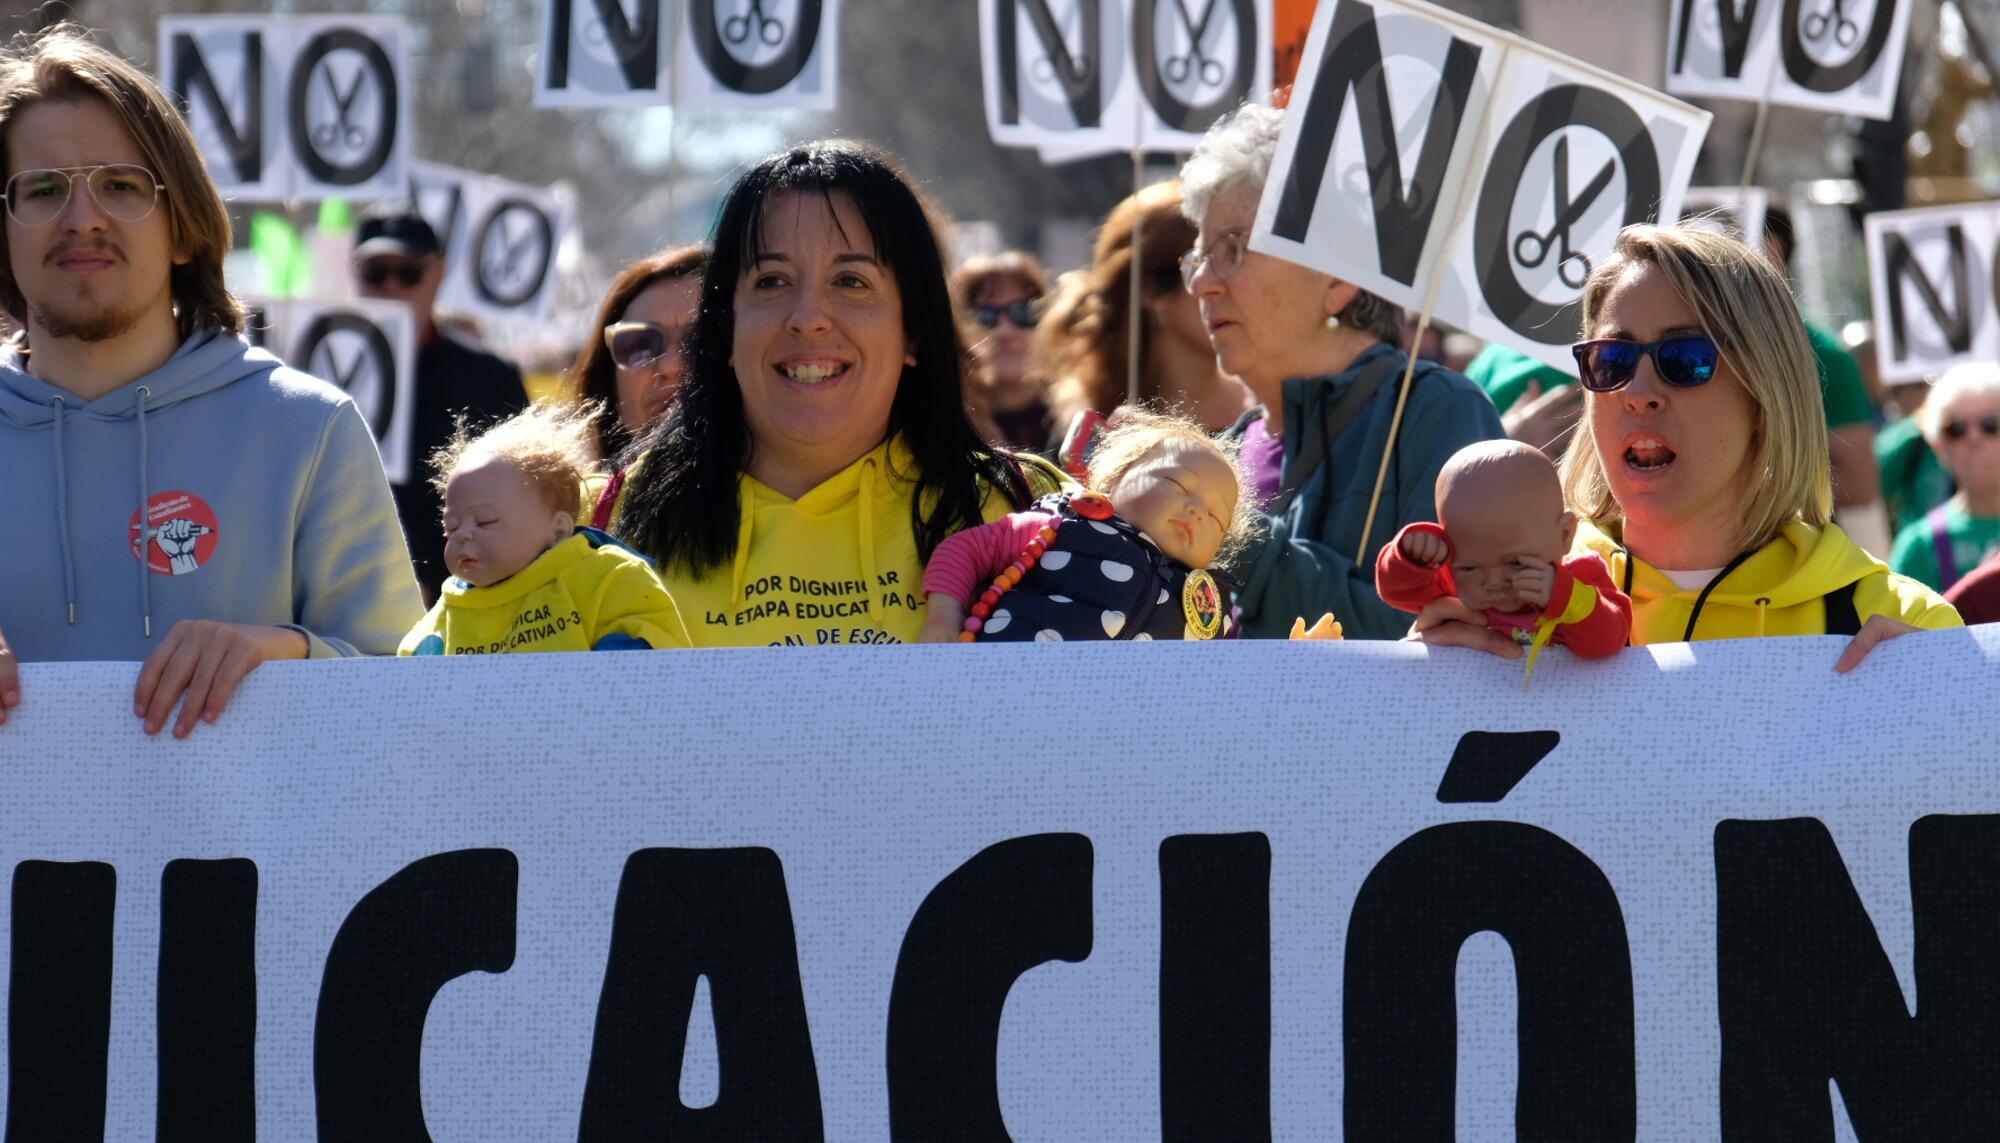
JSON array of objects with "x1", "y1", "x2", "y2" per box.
[{"x1": 1575, "y1": 519, "x2": 1959, "y2": 642}]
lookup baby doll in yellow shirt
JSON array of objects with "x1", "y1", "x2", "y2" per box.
[{"x1": 399, "y1": 404, "x2": 689, "y2": 655}]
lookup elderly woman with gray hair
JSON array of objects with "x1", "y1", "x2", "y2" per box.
[{"x1": 1179, "y1": 105, "x2": 1502, "y2": 639}]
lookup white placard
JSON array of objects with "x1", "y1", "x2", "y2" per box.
[
  {"x1": 1664, "y1": 0, "x2": 1913, "y2": 122},
  {"x1": 159, "y1": 16, "x2": 411, "y2": 201},
  {"x1": 535, "y1": 0, "x2": 840, "y2": 109},
  {"x1": 981, "y1": 0, "x2": 1274, "y2": 156},
  {"x1": 5, "y1": 630, "x2": 2000, "y2": 1137},
  {"x1": 675, "y1": 0, "x2": 841, "y2": 111},
  {"x1": 244, "y1": 295, "x2": 418, "y2": 483},
  {"x1": 1254, "y1": 0, "x2": 1709, "y2": 375},
  {"x1": 536, "y1": 0, "x2": 675, "y2": 107},
  {"x1": 1863, "y1": 200, "x2": 2000, "y2": 385},
  {"x1": 410, "y1": 162, "x2": 571, "y2": 325},
  {"x1": 1681, "y1": 185, "x2": 1772, "y2": 248}
]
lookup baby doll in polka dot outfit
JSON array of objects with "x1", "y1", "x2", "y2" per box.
[{"x1": 920, "y1": 409, "x2": 1253, "y2": 643}]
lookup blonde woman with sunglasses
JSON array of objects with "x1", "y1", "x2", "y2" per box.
[{"x1": 1413, "y1": 224, "x2": 1958, "y2": 671}]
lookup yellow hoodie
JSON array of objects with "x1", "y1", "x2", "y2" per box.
[
  {"x1": 589, "y1": 437, "x2": 1064, "y2": 647},
  {"x1": 399, "y1": 528, "x2": 689, "y2": 655},
  {"x1": 1574, "y1": 520, "x2": 1961, "y2": 643}
]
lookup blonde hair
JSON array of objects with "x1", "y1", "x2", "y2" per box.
[
  {"x1": 1559, "y1": 223, "x2": 1830, "y2": 553},
  {"x1": 429, "y1": 402, "x2": 597, "y2": 517},
  {"x1": 1920, "y1": 362, "x2": 2000, "y2": 448},
  {"x1": 1088, "y1": 406, "x2": 1257, "y2": 563},
  {"x1": 0, "y1": 24, "x2": 243, "y2": 337}
]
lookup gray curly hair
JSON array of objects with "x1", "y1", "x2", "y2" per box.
[{"x1": 1177, "y1": 104, "x2": 1404, "y2": 346}]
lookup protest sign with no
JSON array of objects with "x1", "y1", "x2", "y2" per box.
[
  {"x1": 536, "y1": 0, "x2": 840, "y2": 109},
  {"x1": 1864, "y1": 200, "x2": 2000, "y2": 384},
  {"x1": 1256, "y1": 0, "x2": 1708, "y2": 374},
  {"x1": 411, "y1": 162, "x2": 571, "y2": 325},
  {"x1": 1665, "y1": 0, "x2": 1913, "y2": 122},
  {"x1": 159, "y1": 16, "x2": 410, "y2": 201},
  {"x1": 980, "y1": 0, "x2": 1274, "y2": 155},
  {"x1": 5, "y1": 631, "x2": 1999, "y2": 1137},
  {"x1": 246, "y1": 296, "x2": 417, "y2": 483}
]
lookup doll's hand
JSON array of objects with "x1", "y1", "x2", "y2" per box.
[
  {"x1": 1289, "y1": 613, "x2": 1344, "y2": 641},
  {"x1": 919, "y1": 596, "x2": 968, "y2": 644},
  {"x1": 1401, "y1": 529, "x2": 1448, "y2": 566},
  {"x1": 1511, "y1": 558, "x2": 1556, "y2": 609}
]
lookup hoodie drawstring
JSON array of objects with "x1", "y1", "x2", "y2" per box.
[
  {"x1": 729, "y1": 497, "x2": 756, "y2": 623},
  {"x1": 857, "y1": 454, "x2": 881, "y2": 630},
  {"x1": 49, "y1": 396, "x2": 76, "y2": 624},
  {"x1": 1754, "y1": 597, "x2": 1770, "y2": 638},
  {"x1": 136, "y1": 385, "x2": 153, "y2": 637}
]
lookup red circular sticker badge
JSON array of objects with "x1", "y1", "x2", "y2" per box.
[{"x1": 129, "y1": 491, "x2": 220, "y2": 576}]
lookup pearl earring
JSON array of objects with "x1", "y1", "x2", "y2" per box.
[{"x1": 1325, "y1": 313, "x2": 1342, "y2": 330}]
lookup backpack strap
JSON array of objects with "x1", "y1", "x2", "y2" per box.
[
  {"x1": 1268, "y1": 349, "x2": 1404, "y2": 515},
  {"x1": 590, "y1": 467, "x2": 626, "y2": 532},
  {"x1": 1928, "y1": 504, "x2": 1962, "y2": 590},
  {"x1": 1822, "y1": 581, "x2": 1862, "y2": 636}
]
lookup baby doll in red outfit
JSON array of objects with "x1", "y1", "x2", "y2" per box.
[{"x1": 1376, "y1": 439, "x2": 1630, "y2": 668}]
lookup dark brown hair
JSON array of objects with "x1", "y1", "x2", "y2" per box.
[
  {"x1": 0, "y1": 24, "x2": 243, "y2": 337},
  {"x1": 564, "y1": 244, "x2": 707, "y2": 462}
]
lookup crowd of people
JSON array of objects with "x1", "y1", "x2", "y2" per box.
[{"x1": 0, "y1": 25, "x2": 1986, "y2": 737}]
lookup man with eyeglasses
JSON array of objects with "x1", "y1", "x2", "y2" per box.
[
  {"x1": 0, "y1": 26, "x2": 421, "y2": 735},
  {"x1": 350, "y1": 201, "x2": 528, "y2": 604}
]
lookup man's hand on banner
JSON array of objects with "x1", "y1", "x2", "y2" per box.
[
  {"x1": 1405, "y1": 596, "x2": 1522, "y2": 658},
  {"x1": 0, "y1": 624, "x2": 16, "y2": 727},
  {"x1": 135, "y1": 621, "x2": 309, "y2": 738},
  {"x1": 1835, "y1": 614, "x2": 1924, "y2": 674}
]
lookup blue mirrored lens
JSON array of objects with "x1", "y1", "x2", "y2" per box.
[
  {"x1": 1589, "y1": 342, "x2": 1641, "y2": 390},
  {"x1": 1655, "y1": 337, "x2": 1718, "y2": 387}
]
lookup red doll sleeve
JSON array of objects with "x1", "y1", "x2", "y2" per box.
[
  {"x1": 1543, "y1": 553, "x2": 1631, "y2": 658},
  {"x1": 1374, "y1": 522, "x2": 1455, "y2": 614},
  {"x1": 923, "y1": 511, "x2": 1058, "y2": 604}
]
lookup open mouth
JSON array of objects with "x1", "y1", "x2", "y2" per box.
[
  {"x1": 1624, "y1": 436, "x2": 1676, "y2": 472},
  {"x1": 779, "y1": 360, "x2": 850, "y2": 385}
]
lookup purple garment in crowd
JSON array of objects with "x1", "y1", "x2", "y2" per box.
[{"x1": 1238, "y1": 415, "x2": 1285, "y2": 509}]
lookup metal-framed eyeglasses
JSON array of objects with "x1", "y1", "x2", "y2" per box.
[
  {"x1": 3, "y1": 164, "x2": 164, "y2": 228},
  {"x1": 1178, "y1": 230, "x2": 1249, "y2": 292}
]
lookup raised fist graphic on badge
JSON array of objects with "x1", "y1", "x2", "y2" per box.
[{"x1": 153, "y1": 517, "x2": 213, "y2": 576}]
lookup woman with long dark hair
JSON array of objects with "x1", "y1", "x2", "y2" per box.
[
  {"x1": 566, "y1": 244, "x2": 706, "y2": 467},
  {"x1": 609, "y1": 142, "x2": 1053, "y2": 646}
]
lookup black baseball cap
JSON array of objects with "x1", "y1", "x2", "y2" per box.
[{"x1": 353, "y1": 202, "x2": 441, "y2": 261}]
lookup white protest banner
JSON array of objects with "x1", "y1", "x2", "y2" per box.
[
  {"x1": 7, "y1": 631, "x2": 2000, "y2": 1137},
  {"x1": 1256, "y1": 0, "x2": 1709, "y2": 374},
  {"x1": 1665, "y1": 0, "x2": 1912, "y2": 123},
  {"x1": 159, "y1": 16, "x2": 411, "y2": 201},
  {"x1": 537, "y1": 0, "x2": 675, "y2": 107},
  {"x1": 536, "y1": 0, "x2": 840, "y2": 109},
  {"x1": 410, "y1": 162, "x2": 571, "y2": 325},
  {"x1": 244, "y1": 296, "x2": 418, "y2": 483},
  {"x1": 1863, "y1": 200, "x2": 2000, "y2": 385},
  {"x1": 981, "y1": 0, "x2": 1273, "y2": 155},
  {"x1": 1681, "y1": 184, "x2": 1772, "y2": 248}
]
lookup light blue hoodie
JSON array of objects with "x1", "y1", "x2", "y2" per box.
[{"x1": 0, "y1": 329, "x2": 423, "y2": 662}]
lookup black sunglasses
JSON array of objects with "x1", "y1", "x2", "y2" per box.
[
  {"x1": 357, "y1": 260, "x2": 426, "y2": 288},
  {"x1": 1943, "y1": 414, "x2": 2000, "y2": 441},
  {"x1": 973, "y1": 300, "x2": 1038, "y2": 330},
  {"x1": 1570, "y1": 335, "x2": 1721, "y2": 392}
]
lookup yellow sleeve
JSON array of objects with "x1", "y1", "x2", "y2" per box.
[
  {"x1": 586, "y1": 557, "x2": 692, "y2": 650},
  {"x1": 1856, "y1": 569, "x2": 1965, "y2": 630}
]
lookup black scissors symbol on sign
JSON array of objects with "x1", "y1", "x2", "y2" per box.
[
  {"x1": 1165, "y1": 0, "x2": 1224, "y2": 87},
  {"x1": 485, "y1": 216, "x2": 542, "y2": 287},
  {"x1": 1510, "y1": 136, "x2": 1616, "y2": 291},
  {"x1": 311, "y1": 63, "x2": 367, "y2": 151},
  {"x1": 725, "y1": 0, "x2": 785, "y2": 46},
  {"x1": 1803, "y1": 0, "x2": 1860, "y2": 48}
]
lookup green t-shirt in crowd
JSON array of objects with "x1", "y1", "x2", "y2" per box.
[
  {"x1": 1465, "y1": 323, "x2": 1871, "y2": 428},
  {"x1": 1876, "y1": 416, "x2": 1953, "y2": 537},
  {"x1": 1888, "y1": 501, "x2": 2000, "y2": 591}
]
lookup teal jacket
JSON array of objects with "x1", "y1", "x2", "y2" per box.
[{"x1": 1227, "y1": 344, "x2": 1504, "y2": 640}]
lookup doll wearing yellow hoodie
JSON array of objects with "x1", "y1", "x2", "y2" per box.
[{"x1": 400, "y1": 405, "x2": 688, "y2": 655}]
